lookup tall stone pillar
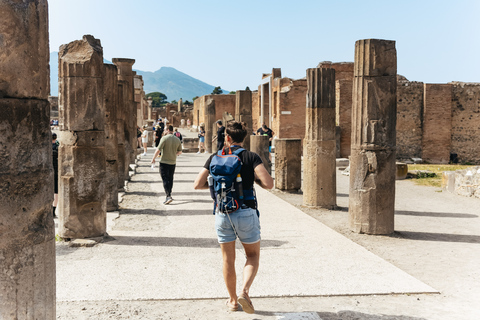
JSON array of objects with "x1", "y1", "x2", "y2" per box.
[
  {"x1": 58, "y1": 35, "x2": 107, "y2": 238},
  {"x1": 250, "y1": 135, "x2": 271, "y2": 173},
  {"x1": 116, "y1": 81, "x2": 127, "y2": 190},
  {"x1": 146, "y1": 120, "x2": 155, "y2": 146},
  {"x1": 275, "y1": 139, "x2": 302, "y2": 191},
  {"x1": 178, "y1": 98, "x2": 183, "y2": 112},
  {"x1": 147, "y1": 97, "x2": 153, "y2": 120},
  {"x1": 0, "y1": 1, "x2": 55, "y2": 318},
  {"x1": 112, "y1": 58, "x2": 136, "y2": 163},
  {"x1": 303, "y1": 68, "x2": 336, "y2": 209},
  {"x1": 349, "y1": 39, "x2": 397, "y2": 235},
  {"x1": 205, "y1": 98, "x2": 216, "y2": 153},
  {"x1": 236, "y1": 90, "x2": 253, "y2": 151},
  {"x1": 104, "y1": 64, "x2": 119, "y2": 211}
]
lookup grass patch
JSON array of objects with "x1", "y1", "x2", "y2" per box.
[{"x1": 408, "y1": 164, "x2": 475, "y2": 188}]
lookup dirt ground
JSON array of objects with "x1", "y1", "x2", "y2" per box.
[{"x1": 56, "y1": 154, "x2": 480, "y2": 320}]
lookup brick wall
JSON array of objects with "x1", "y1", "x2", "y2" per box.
[
  {"x1": 396, "y1": 81, "x2": 424, "y2": 159},
  {"x1": 422, "y1": 84, "x2": 453, "y2": 163},
  {"x1": 193, "y1": 94, "x2": 236, "y2": 129},
  {"x1": 271, "y1": 78, "x2": 307, "y2": 140},
  {"x1": 251, "y1": 91, "x2": 260, "y2": 130},
  {"x1": 450, "y1": 82, "x2": 480, "y2": 164}
]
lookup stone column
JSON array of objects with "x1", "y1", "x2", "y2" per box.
[
  {"x1": 0, "y1": 1, "x2": 55, "y2": 318},
  {"x1": 303, "y1": 68, "x2": 336, "y2": 209},
  {"x1": 178, "y1": 98, "x2": 183, "y2": 112},
  {"x1": 58, "y1": 35, "x2": 107, "y2": 239},
  {"x1": 116, "y1": 81, "x2": 127, "y2": 190},
  {"x1": 205, "y1": 98, "x2": 216, "y2": 153},
  {"x1": 147, "y1": 97, "x2": 153, "y2": 120},
  {"x1": 250, "y1": 135, "x2": 271, "y2": 174},
  {"x1": 275, "y1": 139, "x2": 302, "y2": 191},
  {"x1": 236, "y1": 90, "x2": 253, "y2": 150},
  {"x1": 146, "y1": 120, "x2": 155, "y2": 146},
  {"x1": 349, "y1": 39, "x2": 397, "y2": 235},
  {"x1": 104, "y1": 64, "x2": 119, "y2": 211},
  {"x1": 112, "y1": 58, "x2": 136, "y2": 163}
]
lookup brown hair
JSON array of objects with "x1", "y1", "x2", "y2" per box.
[{"x1": 226, "y1": 121, "x2": 247, "y2": 143}]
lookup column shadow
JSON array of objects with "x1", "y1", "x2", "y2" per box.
[
  {"x1": 395, "y1": 230, "x2": 480, "y2": 244},
  {"x1": 394, "y1": 210, "x2": 478, "y2": 218},
  {"x1": 255, "y1": 310, "x2": 427, "y2": 320}
]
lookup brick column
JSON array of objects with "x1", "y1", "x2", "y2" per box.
[
  {"x1": 58, "y1": 35, "x2": 107, "y2": 238},
  {"x1": 0, "y1": 1, "x2": 55, "y2": 318},
  {"x1": 104, "y1": 64, "x2": 119, "y2": 211},
  {"x1": 275, "y1": 139, "x2": 302, "y2": 191},
  {"x1": 250, "y1": 135, "x2": 271, "y2": 174},
  {"x1": 236, "y1": 90, "x2": 253, "y2": 151},
  {"x1": 303, "y1": 68, "x2": 336, "y2": 209},
  {"x1": 349, "y1": 39, "x2": 397, "y2": 235}
]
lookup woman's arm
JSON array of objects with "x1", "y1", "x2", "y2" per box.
[
  {"x1": 193, "y1": 168, "x2": 209, "y2": 190},
  {"x1": 254, "y1": 164, "x2": 274, "y2": 189}
]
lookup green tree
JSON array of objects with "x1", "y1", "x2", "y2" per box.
[
  {"x1": 184, "y1": 100, "x2": 193, "y2": 106},
  {"x1": 192, "y1": 96, "x2": 199, "y2": 101},
  {"x1": 146, "y1": 92, "x2": 168, "y2": 107},
  {"x1": 171, "y1": 100, "x2": 178, "y2": 105},
  {"x1": 245, "y1": 86, "x2": 251, "y2": 91},
  {"x1": 229, "y1": 91, "x2": 236, "y2": 95},
  {"x1": 212, "y1": 86, "x2": 223, "y2": 94}
]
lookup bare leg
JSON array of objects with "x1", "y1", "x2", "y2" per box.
[
  {"x1": 219, "y1": 241, "x2": 238, "y2": 306},
  {"x1": 241, "y1": 241, "x2": 260, "y2": 295},
  {"x1": 143, "y1": 142, "x2": 147, "y2": 154}
]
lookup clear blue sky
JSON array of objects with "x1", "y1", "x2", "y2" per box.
[{"x1": 49, "y1": 0, "x2": 480, "y2": 92}]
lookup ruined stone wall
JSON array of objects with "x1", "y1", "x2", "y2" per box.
[
  {"x1": 49, "y1": 96, "x2": 59, "y2": 120},
  {"x1": 422, "y1": 84, "x2": 452, "y2": 164},
  {"x1": 450, "y1": 82, "x2": 480, "y2": 164},
  {"x1": 194, "y1": 94, "x2": 236, "y2": 127},
  {"x1": 318, "y1": 61, "x2": 354, "y2": 81},
  {"x1": 272, "y1": 78, "x2": 307, "y2": 140},
  {"x1": 396, "y1": 81, "x2": 424, "y2": 159}
]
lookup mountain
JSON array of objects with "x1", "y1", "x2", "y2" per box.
[{"x1": 49, "y1": 52, "x2": 224, "y2": 101}]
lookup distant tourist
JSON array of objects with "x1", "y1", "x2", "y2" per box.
[
  {"x1": 197, "y1": 125, "x2": 205, "y2": 154},
  {"x1": 212, "y1": 120, "x2": 225, "y2": 151},
  {"x1": 141, "y1": 125, "x2": 149, "y2": 156},
  {"x1": 137, "y1": 126, "x2": 142, "y2": 148},
  {"x1": 52, "y1": 132, "x2": 59, "y2": 218},
  {"x1": 151, "y1": 125, "x2": 182, "y2": 205},
  {"x1": 256, "y1": 124, "x2": 274, "y2": 152},
  {"x1": 154, "y1": 124, "x2": 162, "y2": 147},
  {"x1": 174, "y1": 128, "x2": 183, "y2": 143}
]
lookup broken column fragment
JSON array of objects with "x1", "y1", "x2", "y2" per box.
[
  {"x1": 349, "y1": 39, "x2": 397, "y2": 235},
  {"x1": 303, "y1": 68, "x2": 337, "y2": 209},
  {"x1": 104, "y1": 64, "x2": 119, "y2": 211},
  {"x1": 250, "y1": 135, "x2": 271, "y2": 174},
  {"x1": 58, "y1": 35, "x2": 107, "y2": 238},
  {"x1": 0, "y1": 1, "x2": 55, "y2": 318},
  {"x1": 275, "y1": 139, "x2": 302, "y2": 191}
]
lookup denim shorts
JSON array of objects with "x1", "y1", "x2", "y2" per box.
[{"x1": 215, "y1": 207, "x2": 261, "y2": 244}]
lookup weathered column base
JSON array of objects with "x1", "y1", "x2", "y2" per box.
[
  {"x1": 250, "y1": 135, "x2": 271, "y2": 174},
  {"x1": 302, "y1": 139, "x2": 336, "y2": 209},
  {"x1": 275, "y1": 139, "x2": 302, "y2": 191},
  {"x1": 348, "y1": 148, "x2": 396, "y2": 235}
]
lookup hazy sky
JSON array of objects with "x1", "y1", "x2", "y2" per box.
[{"x1": 49, "y1": 0, "x2": 480, "y2": 92}]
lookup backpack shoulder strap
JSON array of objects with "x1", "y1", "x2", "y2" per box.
[{"x1": 232, "y1": 148, "x2": 245, "y2": 156}]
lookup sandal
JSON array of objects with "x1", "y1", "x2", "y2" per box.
[
  {"x1": 225, "y1": 300, "x2": 238, "y2": 312},
  {"x1": 238, "y1": 293, "x2": 254, "y2": 314}
]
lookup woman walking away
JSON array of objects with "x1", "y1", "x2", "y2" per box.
[
  {"x1": 141, "y1": 125, "x2": 149, "y2": 156},
  {"x1": 197, "y1": 125, "x2": 205, "y2": 154}
]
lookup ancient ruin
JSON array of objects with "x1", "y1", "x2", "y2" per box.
[
  {"x1": 349, "y1": 39, "x2": 397, "y2": 235},
  {"x1": 303, "y1": 68, "x2": 337, "y2": 209},
  {"x1": 58, "y1": 35, "x2": 107, "y2": 238},
  {"x1": 104, "y1": 64, "x2": 119, "y2": 211},
  {"x1": 250, "y1": 135, "x2": 271, "y2": 174},
  {"x1": 274, "y1": 139, "x2": 302, "y2": 191},
  {"x1": 204, "y1": 98, "x2": 216, "y2": 153},
  {"x1": 0, "y1": 1, "x2": 55, "y2": 317},
  {"x1": 235, "y1": 90, "x2": 253, "y2": 151}
]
